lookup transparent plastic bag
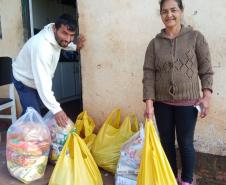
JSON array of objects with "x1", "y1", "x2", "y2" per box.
[
  {"x1": 43, "y1": 111, "x2": 74, "y2": 163},
  {"x1": 115, "y1": 124, "x2": 144, "y2": 185},
  {"x1": 6, "y1": 107, "x2": 51, "y2": 184},
  {"x1": 115, "y1": 175, "x2": 137, "y2": 185}
]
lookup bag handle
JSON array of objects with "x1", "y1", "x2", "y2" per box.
[
  {"x1": 130, "y1": 113, "x2": 139, "y2": 132},
  {"x1": 120, "y1": 113, "x2": 139, "y2": 132},
  {"x1": 105, "y1": 108, "x2": 121, "y2": 128},
  {"x1": 75, "y1": 134, "x2": 89, "y2": 159},
  {"x1": 83, "y1": 112, "x2": 95, "y2": 136},
  {"x1": 76, "y1": 111, "x2": 86, "y2": 120},
  {"x1": 56, "y1": 131, "x2": 89, "y2": 162},
  {"x1": 75, "y1": 111, "x2": 95, "y2": 137}
]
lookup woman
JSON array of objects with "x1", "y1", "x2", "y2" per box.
[{"x1": 142, "y1": 0, "x2": 213, "y2": 184}]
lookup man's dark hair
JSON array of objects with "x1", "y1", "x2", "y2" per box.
[{"x1": 55, "y1": 13, "x2": 77, "y2": 32}]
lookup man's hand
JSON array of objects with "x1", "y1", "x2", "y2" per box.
[
  {"x1": 76, "y1": 34, "x2": 86, "y2": 50},
  {"x1": 195, "y1": 89, "x2": 212, "y2": 118},
  {"x1": 144, "y1": 99, "x2": 154, "y2": 120},
  {"x1": 54, "y1": 111, "x2": 69, "y2": 127}
]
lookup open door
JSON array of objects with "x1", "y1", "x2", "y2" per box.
[
  {"x1": 26, "y1": 0, "x2": 82, "y2": 107},
  {"x1": 20, "y1": 0, "x2": 83, "y2": 119}
]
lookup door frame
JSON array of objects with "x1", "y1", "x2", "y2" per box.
[{"x1": 21, "y1": 0, "x2": 83, "y2": 107}]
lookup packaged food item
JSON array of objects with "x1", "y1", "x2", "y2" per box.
[
  {"x1": 6, "y1": 107, "x2": 51, "y2": 184},
  {"x1": 115, "y1": 124, "x2": 144, "y2": 185},
  {"x1": 7, "y1": 137, "x2": 50, "y2": 156},
  {"x1": 43, "y1": 111, "x2": 74, "y2": 163},
  {"x1": 115, "y1": 175, "x2": 136, "y2": 185},
  {"x1": 49, "y1": 143, "x2": 64, "y2": 161},
  {"x1": 7, "y1": 156, "x2": 48, "y2": 183},
  {"x1": 7, "y1": 149, "x2": 40, "y2": 167}
]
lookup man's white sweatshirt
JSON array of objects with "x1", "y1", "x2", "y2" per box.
[{"x1": 12, "y1": 23, "x2": 77, "y2": 114}]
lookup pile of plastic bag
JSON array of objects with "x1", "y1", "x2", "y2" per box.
[
  {"x1": 6, "y1": 107, "x2": 51, "y2": 184},
  {"x1": 5, "y1": 107, "x2": 178, "y2": 185}
]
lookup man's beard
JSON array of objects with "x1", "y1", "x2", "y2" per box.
[{"x1": 54, "y1": 34, "x2": 69, "y2": 48}]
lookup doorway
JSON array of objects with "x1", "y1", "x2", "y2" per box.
[{"x1": 27, "y1": 0, "x2": 82, "y2": 120}]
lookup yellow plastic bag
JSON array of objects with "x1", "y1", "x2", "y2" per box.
[
  {"x1": 75, "y1": 111, "x2": 96, "y2": 149},
  {"x1": 49, "y1": 130, "x2": 103, "y2": 185},
  {"x1": 91, "y1": 109, "x2": 139, "y2": 173},
  {"x1": 137, "y1": 119, "x2": 177, "y2": 185}
]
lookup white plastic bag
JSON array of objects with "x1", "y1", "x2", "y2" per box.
[
  {"x1": 115, "y1": 175, "x2": 137, "y2": 185},
  {"x1": 115, "y1": 123, "x2": 144, "y2": 185},
  {"x1": 6, "y1": 107, "x2": 51, "y2": 184},
  {"x1": 43, "y1": 111, "x2": 73, "y2": 163}
]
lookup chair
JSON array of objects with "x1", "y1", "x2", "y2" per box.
[{"x1": 0, "y1": 57, "x2": 16, "y2": 124}]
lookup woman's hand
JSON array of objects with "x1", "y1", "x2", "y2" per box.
[
  {"x1": 195, "y1": 89, "x2": 212, "y2": 118},
  {"x1": 144, "y1": 99, "x2": 154, "y2": 119}
]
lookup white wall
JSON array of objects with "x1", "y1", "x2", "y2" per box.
[
  {"x1": 0, "y1": 0, "x2": 24, "y2": 114},
  {"x1": 0, "y1": 0, "x2": 24, "y2": 57},
  {"x1": 78, "y1": 0, "x2": 226, "y2": 155},
  {"x1": 183, "y1": 0, "x2": 226, "y2": 155}
]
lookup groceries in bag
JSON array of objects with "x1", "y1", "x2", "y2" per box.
[
  {"x1": 6, "y1": 107, "x2": 51, "y2": 184},
  {"x1": 43, "y1": 111, "x2": 73, "y2": 163},
  {"x1": 137, "y1": 119, "x2": 177, "y2": 185},
  {"x1": 115, "y1": 175, "x2": 137, "y2": 185},
  {"x1": 49, "y1": 130, "x2": 103, "y2": 185},
  {"x1": 115, "y1": 124, "x2": 145, "y2": 185}
]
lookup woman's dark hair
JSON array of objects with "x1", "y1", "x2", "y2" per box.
[
  {"x1": 55, "y1": 13, "x2": 77, "y2": 32},
  {"x1": 159, "y1": 0, "x2": 184, "y2": 11}
]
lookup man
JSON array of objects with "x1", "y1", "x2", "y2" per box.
[{"x1": 12, "y1": 14, "x2": 85, "y2": 127}]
